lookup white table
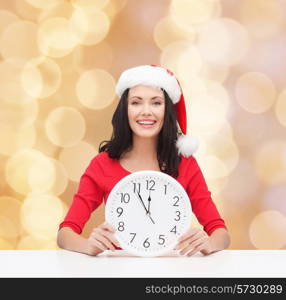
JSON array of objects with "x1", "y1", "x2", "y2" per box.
[{"x1": 0, "y1": 250, "x2": 285, "y2": 278}]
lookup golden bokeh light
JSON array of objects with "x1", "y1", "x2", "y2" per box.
[
  {"x1": 0, "y1": 20, "x2": 39, "y2": 60},
  {"x1": 0, "y1": 10, "x2": 19, "y2": 36},
  {"x1": 170, "y1": 0, "x2": 221, "y2": 28},
  {"x1": 45, "y1": 106, "x2": 86, "y2": 147},
  {"x1": 21, "y1": 56, "x2": 62, "y2": 98},
  {"x1": 0, "y1": 196, "x2": 22, "y2": 242},
  {"x1": 70, "y1": 6, "x2": 110, "y2": 46},
  {"x1": 59, "y1": 141, "x2": 96, "y2": 182},
  {"x1": 21, "y1": 194, "x2": 64, "y2": 240},
  {"x1": 38, "y1": 17, "x2": 80, "y2": 57},
  {"x1": 5, "y1": 149, "x2": 55, "y2": 195},
  {"x1": 197, "y1": 18, "x2": 249, "y2": 66},
  {"x1": 275, "y1": 89, "x2": 286, "y2": 128},
  {"x1": 76, "y1": 69, "x2": 116, "y2": 110},
  {"x1": 153, "y1": 16, "x2": 196, "y2": 50},
  {"x1": 249, "y1": 210, "x2": 286, "y2": 249},
  {"x1": 254, "y1": 140, "x2": 286, "y2": 185},
  {"x1": 200, "y1": 64, "x2": 229, "y2": 83},
  {"x1": 17, "y1": 235, "x2": 58, "y2": 249},
  {"x1": 73, "y1": 42, "x2": 113, "y2": 72},
  {"x1": 0, "y1": 124, "x2": 36, "y2": 156},
  {"x1": 198, "y1": 154, "x2": 228, "y2": 180},
  {"x1": 0, "y1": 238, "x2": 14, "y2": 250},
  {"x1": 160, "y1": 40, "x2": 191, "y2": 75},
  {"x1": 47, "y1": 159, "x2": 69, "y2": 196},
  {"x1": 240, "y1": 0, "x2": 284, "y2": 39},
  {"x1": 177, "y1": 46, "x2": 204, "y2": 80},
  {"x1": 25, "y1": 0, "x2": 65, "y2": 10},
  {"x1": 0, "y1": 59, "x2": 35, "y2": 104},
  {"x1": 71, "y1": 0, "x2": 110, "y2": 10},
  {"x1": 235, "y1": 72, "x2": 276, "y2": 114}
]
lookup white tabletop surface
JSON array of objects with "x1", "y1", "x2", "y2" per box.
[{"x1": 0, "y1": 250, "x2": 285, "y2": 278}]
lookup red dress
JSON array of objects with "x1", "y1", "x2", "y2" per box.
[{"x1": 59, "y1": 152, "x2": 227, "y2": 236}]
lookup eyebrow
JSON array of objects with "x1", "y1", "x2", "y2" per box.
[{"x1": 130, "y1": 96, "x2": 163, "y2": 100}]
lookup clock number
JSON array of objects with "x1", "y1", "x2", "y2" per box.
[
  {"x1": 158, "y1": 235, "x2": 165, "y2": 245},
  {"x1": 174, "y1": 211, "x2": 181, "y2": 221},
  {"x1": 146, "y1": 180, "x2": 155, "y2": 191},
  {"x1": 118, "y1": 221, "x2": 125, "y2": 232},
  {"x1": 143, "y1": 238, "x2": 150, "y2": 248},
  {"x1": 173, "y1": 196, "x2": 179, "y2": 207},
  {"x1": 133, "y1": 182, "x2": 141, "y2": 194},
  {"x1": 116, "y1": 207, "x2": 123, "y2": 217},
  {"x1": 170, "y1": 225, "x2": 177, "y2": 234},
  {"x1": 120, "y1": 193, "x2": 130, "y2": 203},
  {"x1": 130, "y1": 233, "x2": 136, "y2": 243}
]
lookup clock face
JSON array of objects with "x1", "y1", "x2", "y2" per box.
[{"x1": 105, "y1": 170, "x2": 192, "y2": 257}]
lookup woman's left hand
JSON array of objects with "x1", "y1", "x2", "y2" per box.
[{"x1": 174, "y1": 227, "x2": 214, "y2": 256}]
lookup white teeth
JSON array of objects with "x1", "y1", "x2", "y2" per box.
[{"x1": 137, "y1": 121, "x2": 155, "y2": 125}]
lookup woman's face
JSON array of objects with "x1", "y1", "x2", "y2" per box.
[{"x1": 127, "y1": 85, "x2": 165, "y2": 139}]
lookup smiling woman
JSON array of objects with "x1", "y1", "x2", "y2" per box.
[{"x1": 57, "y1": 65, "x2": 230, "y2": 257}]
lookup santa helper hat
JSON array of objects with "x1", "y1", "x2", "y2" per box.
[{"x1": 115, "y1": 64, "x2": 199, "y2": 157}]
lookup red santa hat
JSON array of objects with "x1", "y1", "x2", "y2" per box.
[{"x1": 115, "y1": 64, "x2": 199, "y2": 157}]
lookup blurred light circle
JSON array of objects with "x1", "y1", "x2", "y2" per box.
[
  {"x1": 0, "y1": 196, "x2": 22, "y2": 240},
  {"x1": 21, "y1": 56, "x2": 62, "y2": 98},
  {"x1": 76, "y1": 69, "x2": 115, "y2": 109},
  {"x1": 263, "y1": 185, "x2": 286, "y2": 216},
  {"x1": 47, "y1": 159, "x2": 69, "y2": 196},
  {"x1": 21, "y1": 194, "x2": 64, "y2": 240},
  {"x1": 160, "y1": 40, "x2": 191, "y2": 75},
  {"x1": 0, "y1": 59, "x2": 35, "y2": 104},
  {"x1": 200, "y1": 64, "x2": 229, "y2": 83},
  {"x1": 0, "y1": 10, "x2": 19, "y2": 36},
  {"x1": 199, "y1": 155, "x2": 228, "y2": 179},
  {"x1": 255, "y1": 140, "x2": 286, "y2": 185},
  {"x1": 153, "y1": 16, "x2": 196, "y2": 50},
  {"x1": 177, "y1": 46, "x2": 204, "y2": 79},
  {"x1": 0, "y1": 124, "x2": 36, "y2": 156},
  {"x1": 71, "y1": 0, "x2": 109, "y2": 9},
  {"x1": 249, "y1": 210, "x2": 286, "y2": 249},
  {"x1": 275, "y1": 89, "x2": 286, "y2": 128},
  {"x1": 5, "y1": 149, "x2": 55, "y2": 195},
  {"x1": 70, "y1": 6, "x2": 110, "y2": 46},
  {"x1": 17, "y1": 235, "x2": 58, "y2": 249},
  {"x1": 240, "y1": 0, "x2": 284, "y2": 39},
  {"x1": 59, "y1": 141, "x2": 96, "y2": 182},
  {"x1": 197, "y1": 18, "x2": 249, "y2": 66},
  {"x1": 38, "y1": 17, "x2": 79, "y2": 58},
  {"x1": 25, "y1": 0, "x2": 64, "y2": 9},
  {"x1": 45, "y1": 106, "x2": 86, "y2": 147},
  {"x1": 170, "y1": 0, "x2": 220, "y2": 27},
  {"x1": 0, "y1": 20, "x2": 39, "y2": 60},
  {"x1": 73, "y1": 42, "x2": 113, "y2": 72},
  {"x1": 235, "y1": 72, "x2": 276, "y2": 113}
]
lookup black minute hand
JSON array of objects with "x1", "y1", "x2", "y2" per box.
[{"x1": 136, "y1": 191, "x2": 155, "y2": 224}]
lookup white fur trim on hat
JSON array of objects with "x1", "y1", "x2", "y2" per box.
[
  {"x1": 176, "y1": 134, "x2": 199, "y2": 157},
  {"x1": 115, "y1": 65, "x2": 181, "y2": 104}
]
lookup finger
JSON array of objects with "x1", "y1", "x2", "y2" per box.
[
  {"x1": 100, "y1": 230, "x2": 120, "y2": 248},
  {"x1": 92, "y1": 233, "x2": 116, "y2": 251},
  {"x1": 179, "y1": 237, "x2": 206, "y2": 255},
  {"x1": 175, "y1": 233, "x2": 206, "y2": 250},
  {"x1": 101, "y1": 222, "x2": 116, "y2": 232},
  {"x1": 88, "y1": 238, "x2": 107, "y2": 252},
  {"x1": 178, "y1": 228, "x2": 201, "y2": 243},
  {"x1": 187, "y1": 244, "x2": 207, "y2": 256}
]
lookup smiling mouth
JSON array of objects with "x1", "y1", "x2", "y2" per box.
[{"x1": 136, "y1": 121, "x2": 156, "y2": 125}]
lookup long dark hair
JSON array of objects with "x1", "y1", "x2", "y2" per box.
[{"x1": 99, "y1": 88, "x2": 182, "y2": 178}]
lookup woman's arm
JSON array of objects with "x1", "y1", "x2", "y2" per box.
[
  {"x1": 57, "y1": 223, "x2": 120, "y2": 256},
  {"x1": 174, "y1": 227, "x2": 230, "y2": 256}
]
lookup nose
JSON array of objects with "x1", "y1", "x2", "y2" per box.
[{"x1": 141, "y1": 103, "x2": 152, "y2": 115}]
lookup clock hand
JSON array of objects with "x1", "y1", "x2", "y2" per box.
[
  {"x1": 135, "y1": 191, "x2": 155, "y2": 224},
  {"x1": 147, "y1": 193, "x2": 151, "y2": 214}
]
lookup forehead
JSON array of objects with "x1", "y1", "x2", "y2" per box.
[{"x1": 128, "y1": 85, "x2": 164, "y2": 97}]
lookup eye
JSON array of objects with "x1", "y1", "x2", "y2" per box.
[
  {"x1": 153, "y1": 101, "x2": 162, "y2": 105},
  {"x1": 130, "y1": 101, "x2": 140, "y2": 105}
]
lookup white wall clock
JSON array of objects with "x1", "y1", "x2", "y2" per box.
[{"x1": 105, "y1": 170, "x2": 192, "y2": 257}]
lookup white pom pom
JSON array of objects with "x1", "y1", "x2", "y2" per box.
[{"x1": 176, "y1": 134, "x2": 199, "y2": 157}]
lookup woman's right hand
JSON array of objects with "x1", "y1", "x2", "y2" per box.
[{"x1": 86, "y1": 222, "x2": 120, "y2": 256}]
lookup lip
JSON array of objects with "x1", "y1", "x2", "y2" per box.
[{"x1": 136, "y1": 119, "x2": 157, "y2": 128}]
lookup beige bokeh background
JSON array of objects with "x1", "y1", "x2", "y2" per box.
[{"x1": 0, "y1": 0, "x2": 286, "y2": 250}]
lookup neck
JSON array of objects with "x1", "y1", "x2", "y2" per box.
[{"x1": 127, "y1": 136, "x2": 158, "y2": 161}]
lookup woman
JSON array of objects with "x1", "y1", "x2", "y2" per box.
[{"x1": 57, "y1": 65, "x2": 230, "y2": 256}]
